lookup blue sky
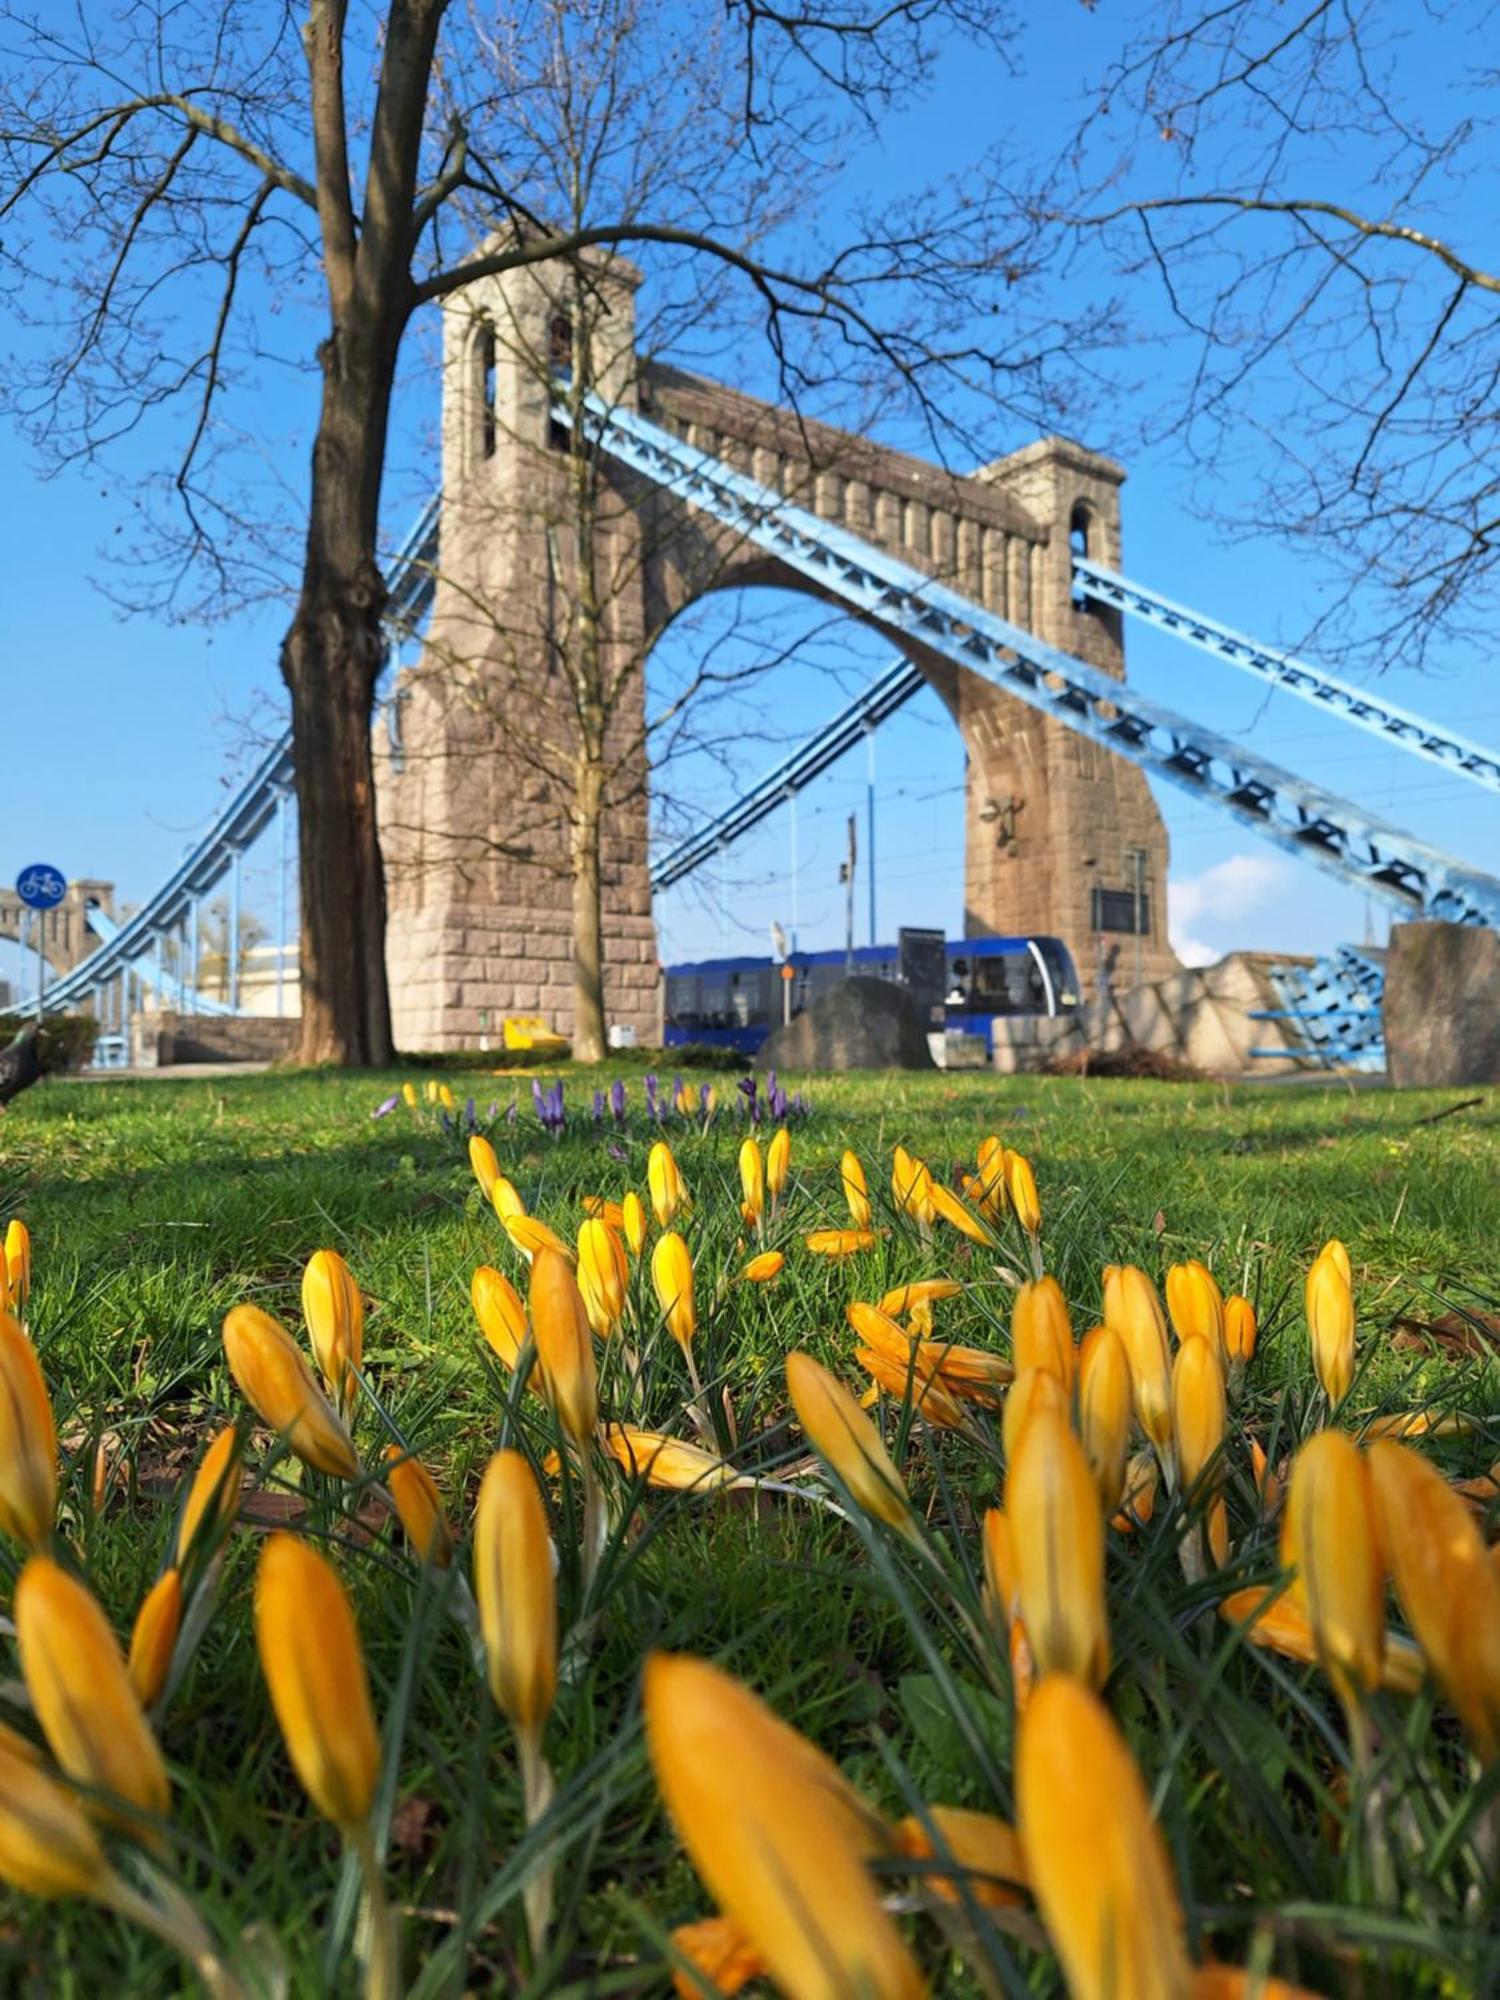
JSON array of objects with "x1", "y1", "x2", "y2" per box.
[{"x1": 3, "y1": 6, "x2": 1496, "y2": 996}]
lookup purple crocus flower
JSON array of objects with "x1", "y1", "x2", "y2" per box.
[
  {"x1": 464, "y1": 1095, "x2": 478, "y2": 1133},
  {"x1": 592, "y1": 1089, "x2": 605, "y2": 1123},
  {"x1": 506, "y1": 1099, "x2": 519, "y2": 1126},
  {"x1": 608, "y1": 1142, "x2": 628, "y2": 1162},
  {"x1": 486, "y1": 1100, "x2": 499, "y2": 1123},
  {"x1": 371, "y1": 1093, "x2": 400, "y2": 1119},
  {"x1": 438, "y1": 1109, "x2": 453, "y2": 1134},
  {"x1": 644, "y1": 1072, "x2": 659, "y2": 1122},
  {"x1": 610, "y1": 1078, "x2": 627, "y2": 1125},
  {"x1": 699, "y1": 1082, "x2": 713, "y2": 1119}
]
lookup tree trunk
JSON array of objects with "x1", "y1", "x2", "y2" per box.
[
  {"x1": 281, "y1": 343, "x2": 401, "y2": 1067},
  {"x1": 282, "y1": 591, "x2": 394, "y2": 1066},
  {"x1": 571, "y1": 757, "x2": 608, "y2": 1063}
]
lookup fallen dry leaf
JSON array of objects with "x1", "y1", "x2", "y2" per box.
[{"x1": 1390, "y1": 1311, "x2": 1500, "y2": 1361}]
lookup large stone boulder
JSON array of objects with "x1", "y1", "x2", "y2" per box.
[
  {"x1": 756, "y1": 976, "x2": 936, "y2": 1071},
  {"x1": 1384, "y1": 922, "x2": 1500, "y2": 1087}
]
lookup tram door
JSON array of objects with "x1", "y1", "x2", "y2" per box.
[{"x1": 898, "y1": 927, "x2": 947, "y2": 1031}]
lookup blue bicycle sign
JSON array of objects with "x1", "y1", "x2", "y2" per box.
[{"x1": 15, "y1": 864, "x2": 67, "y2": 911}]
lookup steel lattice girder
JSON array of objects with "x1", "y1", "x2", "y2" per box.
[
  {"x1": 1073, "y1": 557, "x2": 1500, "y2": 797},
  {"x1": 651, "y1": 658, "x2": 924, "y2": 889},
  {"x1": 567, "y1": 392, "x2": 1500, "y2": 930}
]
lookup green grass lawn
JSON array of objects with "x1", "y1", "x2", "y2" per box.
[{"x1": 1, "y1": 1064, "x2": 1497, "y2": 1996}]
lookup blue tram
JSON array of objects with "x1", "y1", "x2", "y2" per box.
[{"x1": 663, "y1": 932, "x2": 1081, "y2": 1056}]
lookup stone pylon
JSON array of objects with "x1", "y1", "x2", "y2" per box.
[{"x1": 379, "y1": 252, "x2": 660, "y2": 1052}]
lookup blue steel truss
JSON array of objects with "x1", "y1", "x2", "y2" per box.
[
  {"x1": 1073, "y1": 558, "x2": 1500, "y2": 797},
  {"x1": 651, "y1": 657, "x2": 923, "y2": 889},
  {"x1": 39, "y1": 499, "x2": 441, "y2": 1018},
  {"x1": 569, "y1": 393, "x2": 1500, "y2": 932},
  {"x1": 1252, "y1": 946, "x2": 1387, "y2": 1070}
]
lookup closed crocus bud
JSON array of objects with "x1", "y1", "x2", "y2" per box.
[
  {"x1": 469, "y1": 1134, "x2": 501, "y2": 1201},
  {"x1": 741, "y1": 1250, "x2": 785, "y2": 1284},
  {"x1": 1321, "y1": 1237, "x2": 1352, "y2": 1284},
  {"x1": 600, "y1": 1425, "x2": 750, "y2": 1494},
  {"x1": 0, "y1": 1730, "x2": 113, "y2": 1902},
  {"x1": 439, "y1": 1082, "x2": 456, "y2": 1113},
  {"x1": 891, "y1": 1147, "x2": 935, "y2": 1229},
  {"x1": 255, "y1": 1535, "x2": 379, "y2": 1829},
  {"x1": 739, "y1": 1139, "x2": 765, "y2": 1231},
  {"x1": 1285, "y1": 1431, "x2": 1385, "y2": 1711},
  {"x1": 301, "y1": 1248, "x2": 364, "y2": 1417},
  {"x1": 1368, "y1": 1438, "x2": 1500, "y2": 1760},
  {"x1": 1005, "y1": 1151, "x2": 1041, "y2": 1235},
  {"x1": 1103, "y1": 1265, "x2": 1174, "y2": 1459},
  {"x1": 1001, "y1": 1364, "x2": 1067, "y2": 1465},
  {"x1": 5, "y1": 1219, "x2": 31, "y2": 1313},
  {"x1": 805, "y1": 1227, "x2": 880, "y2": 1257},
  {"x1": 786, "y1": 1350, "x2": 914, "y2": 1537},
  {"x1": 0, "y1": 1308, "x2": 57, "y2": 1549},
  {"x1": 472, "y1": 1264, "x2": 528, "y2": 1372},
  {"x1": 222, "y1": 1305, "x2": 360, "y2": 1479},
  {"x1": 645, "y1": 1652, "x2": 922, "y2": 2000},
  {"x1": 1224, "y1": 1294, "x2": 1257, "y2": 1364},
  {"x1": 840, "y1": 1149, "x2": 871, "y2": 1228},
  {"x1": 894, "y1": 1805, "x2": 1028, "y2": 1911},
  {"x1": 622, "y1": 1189, "x2": 649, "y2": 1259},
  {"x1": 1174, "y1": 1336, "x2": 1229, "y2": 1568},
  {"x1": 127, "y1": 1569, "x2": 183, "y2": 1710},
  {"x1": 1306, "y1": 1247, "x2": 1355, "y2": 1405},
  {"x1": 529, "y1": 1248, "x2": 598, "y2": 1444},
  {"x1": 1012, "y1": 1276, "x2": 1075, "y2": 1390},
  {"x1": 1166, "y1": 1260, "x2": 1225, "y2": 1364},
  {"x1": 175, "y1": 1425, "x2": 242, "y2": 1564},
  {"x1": 491, "y1": 1174, "x2": 527, "y2": 1225},
  {"x1": 1078, "y1": 1325, "x2": 1133, "y2": 1516},
  {"x1": 16, "y1": 1556, "x2": 171, "y2": 1828},
  {"x1": 648, "y1": 1140, "x2": 685, "y2": 1228},
  {"x1": 1017, "y1": 1677, "x2": 1190, "y2": 2000},
  {"x1": 975, "y1": 1136, "x2": 1009, "y2": 1219},
  {"x1": 401, "y1": 1081, "x2": 419, "y2": 1109},
  {"x1": 929, "y1": 1181, "x2": 993, "y2": 1245},
  {"x1": 577, "y1": 1218, "x2": 629, "y2": 1339},
  {"x1": 766, "y1": 1127, "x2": 791, "y2": 1200},
  {"x1": 474, "y1": 1450, "x2": 556, "y2": 1734},
  {"x1": 384, "y1": 1446, "x2": 454, "y2": 1568},
  {"x1": 505, "y1": 1214, "x2": 576, "y2": 1265},
  {"x1": 1172, "y1": 1336, "x2": 1227, "y2": 1498},
  {"x1": 878, "y1": 1279, "x2": 963, "y2": 1318},
  {"x1": 652, "y1": 1232, "x2": 697, "y2": 1354},
  {"x1": 1005, "y1": 1406, "x2": 1110, "y2": 1687}
]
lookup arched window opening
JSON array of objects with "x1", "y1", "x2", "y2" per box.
[
  {"x1": 475, "y1": 319, "x2": 497, "y2": 461},
  {"x1": 548, "y1": 313, "x2": 574, "y2": 379},
  {"x1": 547, "y1": 314, "x2": 573, "y2": 451},
  {"x1": 1069, "y1": 501, "x2": 1092, "y2": 610}
]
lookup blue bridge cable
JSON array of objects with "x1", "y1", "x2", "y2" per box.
[
  {"x1": 1072, "y1": 556, "x2": 1500, "y2": 798},
  {"x1": 562, "y1": 389, "x2": 1500, "y2": 933}
]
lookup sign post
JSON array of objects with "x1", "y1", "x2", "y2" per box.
[{"x1": 15, "y1": 864, "x2": 67, "y2": 1022}]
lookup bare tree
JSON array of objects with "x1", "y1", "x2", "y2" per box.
[
  {"x1": 0, "y1": 0, "x2": 1054, "y2": 1065},
  {"x1": 1034, "y1": 1, "x2": 1499, "y2": 671}
]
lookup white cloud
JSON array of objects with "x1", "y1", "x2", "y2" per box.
[{"x1": 1169, "y1": 852, "x2": 1288, "y2": 967}]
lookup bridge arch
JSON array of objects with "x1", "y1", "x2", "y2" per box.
[{"x1": 377, "y1": 250, "x2": 1177, "y2": 1049}]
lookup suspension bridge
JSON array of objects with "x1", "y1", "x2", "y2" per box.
[{"x1": 13, "y1": 273, "x2": 1500, "y2": 1070}]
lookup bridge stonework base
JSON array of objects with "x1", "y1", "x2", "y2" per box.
[{"x1": 379, "y1": 252, "x2": 1176, "y2": 1051}]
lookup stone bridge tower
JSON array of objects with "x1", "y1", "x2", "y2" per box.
[{"x1": 379, "y1": 257, "x2": 1176, "y2": 1050}]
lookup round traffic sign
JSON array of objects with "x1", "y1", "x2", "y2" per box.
[{"x1": 15, "y1": 864, "x2": 67, "y2": 911}]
